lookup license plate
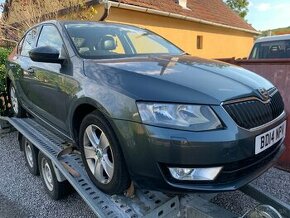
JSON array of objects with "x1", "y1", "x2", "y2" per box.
[{"x1": 255, "y1": 121, "x2": 287, "y2": 155}]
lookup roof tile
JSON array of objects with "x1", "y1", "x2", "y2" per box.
[{"x1": 112, "y1": 0, "x2": 256, "y2": 32}]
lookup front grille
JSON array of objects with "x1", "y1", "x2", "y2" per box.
[{"x1": 223, "y1": 89, "x2": 284, "y2": 129}]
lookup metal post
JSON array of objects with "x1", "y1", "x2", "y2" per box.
[{"x1": 240, "y1": 184, "x2": 290, "y2": 218}]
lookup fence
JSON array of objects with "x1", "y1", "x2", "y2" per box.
[{"x1": 218, "y1": 58, "x2": 290, "y2": 171}]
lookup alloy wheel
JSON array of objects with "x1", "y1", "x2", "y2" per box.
[{"x1": 83, "y1": 124, "x2": 114, "y2": 184}]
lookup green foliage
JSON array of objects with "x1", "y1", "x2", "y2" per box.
[
  {"x1": 225, "y1": 0, "x2": 249, "y2": 19},
  {"x1": 0, "y1": 47, "x2": 11, "y2": 114},
  {"x1": 0, "y1": 47, "x2": 10, "y2": 65},
  {"x1": 0, "y1": 47, "x2": 10, "y2": 92}
]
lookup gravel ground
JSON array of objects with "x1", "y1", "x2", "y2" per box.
[
  {"x1": 212, "y1": 167, "x2": 290, "y2": 216},
  {"x1": 0, "y1": 130, "x2": 290, "y2": 217},
  {"x1": 0, "y1": 131, "x2": 95, "y2": 218}
]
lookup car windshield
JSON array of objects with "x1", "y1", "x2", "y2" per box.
[
  {"x1": 64, "y1": 23, "x2": 183, "y2": 59},
  {"x1": 250, "y1": 39, "x2": 290, "y2": 59}
]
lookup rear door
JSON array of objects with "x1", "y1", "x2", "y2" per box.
[{"x1": 7, "y1": 26, "x2": 40, "y2": 109}]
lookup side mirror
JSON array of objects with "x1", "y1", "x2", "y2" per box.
[{"x1": 29, "y1": 46, "x2": 64, "y2": 64}]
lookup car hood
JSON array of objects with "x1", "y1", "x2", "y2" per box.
[{"x1": 84, "y1": 55, "x2": 273, "y2": 105}]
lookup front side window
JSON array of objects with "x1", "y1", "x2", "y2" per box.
[
  {"x1": 37, "y1": 25, "x2": 63, "y2": 52},
  {"x1": 250, "y1": 39, "x2": 290, "y2": 59},
  {"x1": 21, "y1": 26, "x2": 40, "y2": 56},
  {"x1": 65, "y1": 23, "x2": 183, "y2": 59}
]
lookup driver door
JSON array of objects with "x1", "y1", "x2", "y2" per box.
[{"x1": 28, "y1": 24, "x2": 71, "y2": 132}]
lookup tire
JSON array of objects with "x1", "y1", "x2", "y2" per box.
[
  {"x1": 79, "y1": 110, "x2": 130, "y2": 195},
  {"x1": 9, "y1": 83, "x2": 26, "y2": 117},
  {"x1": 22, "y1": 137, "x2": 39, "y2": 176},
  {"x1": 38, "y1": 152, "x2": 70, "y2": 200}
]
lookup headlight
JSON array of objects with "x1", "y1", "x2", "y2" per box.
[{"x1": 137, "y1": 103, "x2": 223, "y2": 131}]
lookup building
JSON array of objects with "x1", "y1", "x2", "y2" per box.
[{"x1": 3, "y1": 0, "x2": 259, "y2": 59}]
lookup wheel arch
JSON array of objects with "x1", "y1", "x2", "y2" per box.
[
  {"x1": 69, "y1": 98, "x2": 112, "y2": 144},
  {"x1": 5, "y1": 66, "x2": 16, "y2": 90},
  {"x1": 69, "y1": 98, "x2": 132, "y2": 180},
  {"x1": 6, "y1": 76, "x2": 12, "y2": 90}
]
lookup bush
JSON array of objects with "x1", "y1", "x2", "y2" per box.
[
  {"x1": 0, "y1": 47, "x2": 11, "y2": 92},
  {"x1": 0, "y1": 47, "x2": 11, "y2": 115}
]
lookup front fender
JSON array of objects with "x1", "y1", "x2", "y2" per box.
[{"x1": 67, "y1": 93, "x2": 140, "y2": 140}]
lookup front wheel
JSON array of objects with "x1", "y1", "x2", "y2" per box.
[
  {"x1": 79, "y1": 111, "x2": 130, "y2": 195},
  {"x1": 9, "y1": 84, "x2": 26, "y2": 117}
]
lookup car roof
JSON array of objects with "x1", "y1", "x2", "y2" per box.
[
  {"x1": 41, "y1": 20, "x2": 145, "y2": 30},
  {"x1": 255, "y1": 34, "x2": 290, "y2": 43}
]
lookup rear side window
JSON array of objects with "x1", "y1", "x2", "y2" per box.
[
  {"x1": 250, "y1": 39, "x2": 290, "y2": 59},
  {"x1": 21, "y1": 26, "x2": 40, "y2": 56},
  {"x1": 37, "y1": 25, "x2": 63, "y2": 52}
]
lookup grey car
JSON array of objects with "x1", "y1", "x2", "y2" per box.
[{"x1": 6, "y1": 20, "x2": 286, "y2": 195}]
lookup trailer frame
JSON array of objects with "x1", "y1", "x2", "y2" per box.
[{"x1": 1, "y1": 116, "x2": 290, "y2": 218}]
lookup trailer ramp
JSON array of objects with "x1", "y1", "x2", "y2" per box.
[
  {"x1": 2, "y1": 117, "x2": 179, "y2": 217},
  {"x1": 1, "y1": 116, "x2": 290, "y2": 218}
]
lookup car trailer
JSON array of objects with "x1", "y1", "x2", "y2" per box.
[{"x1": 1, "y1": 116, "x2": 290, "y2": 218}]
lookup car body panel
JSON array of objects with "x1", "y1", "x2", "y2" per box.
[
  {"x1": 84, "y1": 55, "x2": 274, "y2": 106},
  {"x1": 5, "y1": 20, "x2": 286, "y2": 192},
  {"x1": 112, "y1": 109, "x2": 286, "y2": 192}
]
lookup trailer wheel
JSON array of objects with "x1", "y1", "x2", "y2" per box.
[
  {"x1": 38, "y1": 152, "x2": 69, "y2": 200},
  {"x1": 22, "y1": 137, "x2": 39, "y2": 176}
]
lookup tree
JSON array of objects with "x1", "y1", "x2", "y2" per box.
[
  {"x1": 0, "y1": 0, "x2": 97, "y2": 45},
  {"x1": 225, "y1": 0, "x2": 249, "y2": 19}
]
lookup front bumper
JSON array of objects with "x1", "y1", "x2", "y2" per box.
[{"x1": 112, "y1": 106, "x2": 286, "y2": 192}]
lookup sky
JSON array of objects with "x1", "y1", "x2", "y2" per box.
[
  {"x1": 0, "y1": 0, "x2": 289, "y2": 31},
  {"x1": 246, "y1": 0, "x2": 290, "y2": 31},
  {"x1": 0, "y1": 0, "x2": 4, "y2": 18}
]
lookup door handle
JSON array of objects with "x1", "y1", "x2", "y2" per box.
[
  {"x1": 26, "y1": 68, "x2": 35, "y2": 74},
  {"x1": 9, "y1": 63, "x2": 16, "y2": 67}
]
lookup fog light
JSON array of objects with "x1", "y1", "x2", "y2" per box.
[{"x1": 169, "y1": 167, "x2": 222, "y2": 181}]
